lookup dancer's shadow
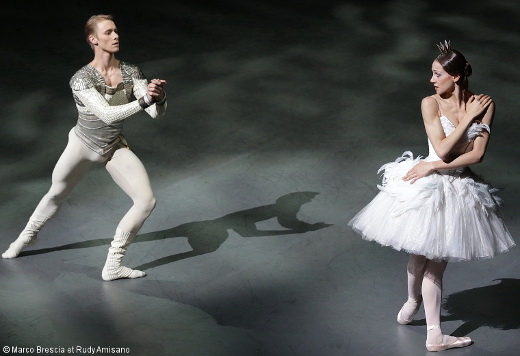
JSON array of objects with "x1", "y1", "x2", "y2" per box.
[
  {"x1": 443, "y1": 278, "x2": 520, "y2": 336},
  {"x1": 413, "y1": 279, "x2": 520, "y2": 336},
  {"x1": 21, "y1": 192, "x2": 331, "y2": 270},
  {"x1": 134, "y1": 191, "x2": 331, "y2": 270}
]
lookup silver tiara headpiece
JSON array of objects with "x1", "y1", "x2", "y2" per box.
[{"x1": 437, "y1": 40, "x2": 451, "y2": 54}]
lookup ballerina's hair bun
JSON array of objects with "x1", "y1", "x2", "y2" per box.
[{"x1": 464, "y1": 62, "x2": 472, "y2": 78}]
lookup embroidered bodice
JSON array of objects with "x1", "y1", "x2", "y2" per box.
[
  {"x1": 69, "y1": 61, "x2": 166, "y2": 155},
  {"x1": 439, "y1": 116, "x2": 490, "y2": 141}
]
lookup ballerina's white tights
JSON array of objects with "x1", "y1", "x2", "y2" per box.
[
  {"x1": 2, "y1": 129, "x2": 154, "y2": 280},
  {"x1": 403, "y1": 254, "x2": 460, "y2": 345}
]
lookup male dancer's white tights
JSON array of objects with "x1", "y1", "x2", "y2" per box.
[
  {"x1": 402, "y1": 254, "x2": 459, "y2": 345},
  {"x1": 2, "y1": 129, "x2": 155, "y2": 280}
]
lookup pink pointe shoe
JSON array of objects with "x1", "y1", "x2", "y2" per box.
[
  {"x1": 425, "y1": 325, "x2": 473, "y2": 352},
  {"x1": 397, "y1": 295, "x2": 422, "y2": 325}
]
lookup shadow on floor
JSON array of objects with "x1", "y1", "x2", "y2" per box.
[
  {"x1": 21, "y1": 191, "x2": 332, "y2": 270},
  {"x1": 443, "y1": 278, "x2": 520, "y2": 336},
  {"x1": 411, "y1": 278, "x2": 520, "y2": 336},
  {"x1": 134, "y1": 191, "x2": 331, "y2": 270}
]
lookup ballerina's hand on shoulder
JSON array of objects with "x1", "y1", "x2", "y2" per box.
[
  {"x1": 465, "y1": 94, "x2": 493, "y2": 123},
  {"x1": 403, "y1": 161, "x2": 435, "y2": 184}
]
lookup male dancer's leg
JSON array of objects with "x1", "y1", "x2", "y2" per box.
[
  {"x1": 101, "y1": 147, "x2": 155, "y2": 280},
  {"x1": 2, "y1": 129, "x2": 95, "y2": 258}
]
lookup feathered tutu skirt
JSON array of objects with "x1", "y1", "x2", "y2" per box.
[{"x1": 348, "y1": 152, "x2": 515, "y2": 261}]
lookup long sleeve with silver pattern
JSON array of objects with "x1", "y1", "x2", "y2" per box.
[
  {"x1": 132, "y1": 77, "x2": 167, "y2": 118},
  {"x1": 70, "y1": 62, "x2": 166, "y2": 125},
  {"x1": 73, "y1": 87, "x2": 144, "y2": 125}
]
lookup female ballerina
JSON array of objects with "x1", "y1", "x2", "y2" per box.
[
  {"x1": 2, "y1": 14, "x2": 167, "y2": 281},
  {"x1": 349, "y1": 41, "x2": 515, "y2": 352}
]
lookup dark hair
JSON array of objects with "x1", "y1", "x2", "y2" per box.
[{"x1": 436, "y1": 41, "x2": 472, "y2": 90}]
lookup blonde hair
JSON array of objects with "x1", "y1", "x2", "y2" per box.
[{"x1": 84, "y1": 14, "x2": 114, "y2": 49}]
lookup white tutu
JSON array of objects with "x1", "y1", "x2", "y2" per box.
[{"x1": 349, "y1": 151, "x2": 515, "y2": 261}]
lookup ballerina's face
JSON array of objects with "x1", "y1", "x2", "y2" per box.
[
  {"x1": 430, "y1": 60, "x2": 457, "y2": 95},
  {"x1": 89, "y1": 20, "x2": 120, "y2": 53}
]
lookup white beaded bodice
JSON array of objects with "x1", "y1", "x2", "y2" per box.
[{"x1": 425, "y1": 116, "x2": 490, "y2": 174}]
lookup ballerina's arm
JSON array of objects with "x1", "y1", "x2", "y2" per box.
[
  {"x1": 404, "y1": 101, "x2": 494, "y2": 184},
  {"x1": 422, "y1": 95, "x2": 493, "y2": 161}
]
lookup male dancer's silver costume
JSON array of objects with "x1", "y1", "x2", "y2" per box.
[{"x1": 3, "y1": 62, "x2": 166, "y2": 281}]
